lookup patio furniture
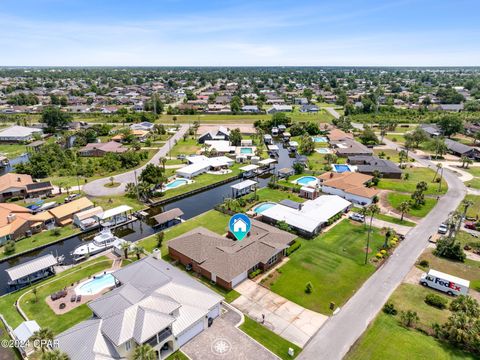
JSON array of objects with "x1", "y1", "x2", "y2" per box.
[{"x1": 76, "y1": 295, "x2": 82, "y2": 303}]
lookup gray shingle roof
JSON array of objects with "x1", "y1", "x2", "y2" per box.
[{"x1": 445, "y1": 139, "x2": 475, "y2": 155}]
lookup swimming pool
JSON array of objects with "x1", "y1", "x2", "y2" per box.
[
  {"x1": 240, "y1": 147, "x2": 253, "y2": 154},
  {"x1": 295, "y1": 176, "x2": 318, "y2": 186},
  {"x1": 165, "y1": 178, "x2": 189, "y2": 189},
  {"x1": 75, "y1": 273, "x2": 116, "y2": 296},
  {"x1": 315, "y1": 148, "x2": 331, "y2": 154},
  {"x1": 333, "y1": 164, "x2": 352, "y2": 173},
  {"x1": 254, "y1": 202, "x2": 276, "y2": 214},
  {"x1": 312, "y1": 136, "x2": 328, "y2": 143}
]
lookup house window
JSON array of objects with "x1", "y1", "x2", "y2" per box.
[
  {"x1": 125, "y1": 340, "x2": 131, "y2": 351},
  {"x1": 267, "y1": 253, "x2": 278, "y2": 266}
]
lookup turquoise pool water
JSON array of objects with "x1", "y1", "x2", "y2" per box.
[
  {"x1": 333, "y1": 164, "x2": 351, "y2": 173},
  {"x1": 296, "y1": 176, "x2": 318, "y2": 185},
  {"x1": 165, "y1": 178, "x2": 188, "y2": 189},
  {"x1": 254, "y1": 202, "x2": 276, "y2": 214},
  {"x1": 312, "y1": 136, "x2": 328, "y2": 143},
  {"x1": 76, "y1": 273, "x2": 115, "y2": 295},
  {"x1": 315, "y1": 148, "x2": 331, "y2": 154},
  {"x1": 240, "y1": 147, "x2": 253, "y2": 154}
]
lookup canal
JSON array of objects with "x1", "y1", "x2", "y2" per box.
[{"x1": 0, "y1": 141, "x2": 296, "y2": 295}]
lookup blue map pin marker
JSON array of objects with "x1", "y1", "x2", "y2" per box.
[{"x1": 229, "y1": 213, "x2": 251, "y2": 241}]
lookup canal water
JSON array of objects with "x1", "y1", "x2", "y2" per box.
[{"x1": 0, "y1": 141, "x2": 296, "y2": 295}]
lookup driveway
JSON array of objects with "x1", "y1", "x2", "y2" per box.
[
  {"x1": 298, "y1": 137, "x2": 467, "y2": 360},
  {"x1": 232, "y1": 280, "x2": 327, "y2": 347},
  {"x1": 83, "y1": 124, "x2": 189, "y2": 196},
  {"x1": 182, "y1": 305, "x2": 278, "y2": 360}
]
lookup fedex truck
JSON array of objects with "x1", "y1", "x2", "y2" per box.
[{"x1": 420, "y1": 269, "x2": 469, "y2": 296}]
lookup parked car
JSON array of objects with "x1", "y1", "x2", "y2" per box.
[
  {"x1": 438, "y1": 223, "x2": 448, "y2": 235},
  {"x1": 349, "y1": 213, "x2": 365, "y2": 222},
  {"x1": 65, "y1": 193, "x2": 81, "y2": 203},
  {"x1": 465, "y1": 221, "x2": 478, "y2": 230}
]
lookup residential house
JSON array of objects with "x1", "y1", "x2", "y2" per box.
[
  {"x1": 78, "y1": 141, "x2": 128, "y2": 157},
  {"x1": 327, "y1": 129, "x2": 354, "y2": 142},
  {"x1": 48, "y1": 197, "x2": 94, "y2": 226},
  {"x1": 348, "y1": 155, "x2": 403, "y2": 179},
  {"x1": 420, "y1": 124, "x2": 442, "y2": 137},
  {"x1": 175, "y1": 155, "x2": 234, "y2": 179},
  {"x1": 197, "y1": 127, "x2": 230, "y2": 144},
  {"x1": 318, "y1": 172, "x2": 380, "y2": 205},
  {"x1": 241, "y1": 105, "x2": 260, "y2": 113},
  {"x1": 130, "y1": 122, "x2": 155, "y2": 132},
  {"x1": 56, "y1": 256, "x2": 223, "y2": 360},
  {"x1": 0, "y1": 173, "x2": 53, "y2": 201},
  {"x1": 260, "y1": 195, "x2": 351, "y2": 238},
  {"x1": 331, "y1": 138, "x2": 373, "y2": 157},
  {"x1": 168, "y1": 219, "x2": 296, "y2": 289},
  {"x1": 0, "y1": 126, "x2": 43, "y2": 143},
  {"x1": 445, "y1": 139, "x2": 480, "y2": 160},
  {"x1": 300, "y1": 105, "x2": 319, "y2": 113},
  {"x1": 266, "y1": 105, "x2": 292, "y2": 114}
]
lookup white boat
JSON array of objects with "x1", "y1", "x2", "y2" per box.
[{"x1": 72, "y1": 228, "x2": 126, "y2": 260}]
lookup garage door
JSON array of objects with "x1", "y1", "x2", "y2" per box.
[
  {"x1": 177, "y1": 319, "x2": 205, "y2": 347},
  {"x1": 231, "y1": 271, "x2": 247, "y2": 288},
  {"x1": 208, "y1": 304, "x2": 220, "y2": 319}
]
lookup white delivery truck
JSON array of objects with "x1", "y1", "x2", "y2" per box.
[{"x1": 420, "y1": 269, "x2": 469, "y2": 296}]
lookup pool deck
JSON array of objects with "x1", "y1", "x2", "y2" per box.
[{"x1": 46, "y1": 254, "x2": 123, "y2": 315}]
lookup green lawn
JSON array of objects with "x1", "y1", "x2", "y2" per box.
[
  {"x1": 249, "y1": 187, "x2": 305, "y2": 206},
  {"x1": 0, "y1": 143, "x2": 28, "y2": 158},
  {"x1": 373, "y1": 149, "x2": 414, "y2": 163},
  {"x1": 0, "y1": 225, "x2": 80, "y2": 260},
  {"x1": 377, "y1": 167, "x2": 447, "y2": 195},
  {"x1": 88, "y1": 193, "x2": 144, "y2": 211},
  {"x1": 465, "y1": 168, "x2": 480, "y2": 190},
  {"x1": 0, "y1": 257, "x2": 112, "y2": 334},
  {"x1": 386, "y1": 193, "x2": 437, "y2": 218},
  {"x1": 466, "y1": 177, "x2": 480, "y2": 190},
  {"x1": 165, "y1": 351, "x2": 189, "y2": 360},
  {"x1": 0, "y1": 319, "x2": 21, "y2": 359},
  {"x1": 266, "y1": 220, "x2": 385, "y2": 314},
  {"x1": 374, "y1": 213, "x2": 416, "y2": 227},
  {"x1": 346, "y1": 313, "x2": 476, "y2": 360},
  {"x1": 456, "y1": 194, "x2": 480, "y2": 218},
  {"x1": 240, "y1": 316, "x2": 302, "y2": 360},
  {"x1": 385, "y1": 133, "x2": 406, "y2": 144}
]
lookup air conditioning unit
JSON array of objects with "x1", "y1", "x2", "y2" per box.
[{"x1": 152, "y1": 248, "x2": 161, "y2": 260}]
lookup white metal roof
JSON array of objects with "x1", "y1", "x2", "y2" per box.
[
  {"x1": 268, "y1": 145, "x2": 280, "y2": 151},
  {"x1": 261, "y1": 195, "x2": 351, "y2": 233},
  {"x1": 97, "y1": 205, "x2": 133, "y2": 220},
  {"x1": 0, "y1": 125, "x2": 42, "y2": 137},
  {"x1": 240, "y1": 164, "x2": 259, "y2": 171},
  {"x1": 6, "y1": 254, "x2": 57, "y2": 281},
  {"x1": 428, "y1": 269, "x2": 470, "y2": 287},
  {"x1": 231, "y1": 180, "x2": 257, "y2": 190},
  {"x1": 258, "y1": 158, "x2": 276, "y2": 166},
  {"x1": 13, "y1": 321, "x2": 40, "y2": 344}
]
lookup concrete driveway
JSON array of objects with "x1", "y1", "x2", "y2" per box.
[
  {"x1": 232, "y1": 280, "x2": 327, "y2": 347},
  {"x1": 182, "y1": 305, "x2": 278, "y2": 360}
]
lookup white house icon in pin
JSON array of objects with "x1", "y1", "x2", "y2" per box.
[{"x1": 233, "y1": 218, "x2": 247, "y2": 233}]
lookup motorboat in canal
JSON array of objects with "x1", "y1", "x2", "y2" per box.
[{"x1": 71, "y1": 228, "x2": 126, "y2": 260}]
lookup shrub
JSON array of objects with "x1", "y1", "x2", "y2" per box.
[
  {"x1": 383, "y1": 302, "x2": 398, "y2": 315},
  {"x1": 248, "y1": 269, "x2": 262, "y2": 279},
  {"x1": 419, "y1": 259, "x2": 429, "y2": 268},
  {"x1": 51, "y1": 228, "x2": 61, "y2": 236},
  {"x1": 3, "y1": 240, "x2": 15, "y2": 255},
  {"x1": 425, "y1": 294, "x2": 448, "y2": 309},
  {"x1": 400, "y1": 310, "x2": 419, "y2": 328},
  {"x1": 286, "y1": 241, "x2": 301, "y2": 256},
  {"x1": 375, "y1": 252, "x2": 383, "y2": 259},
  {"x1": 305, "y1": 281, "x2": 313, "y2": 294},
  {"x1": 434, "y1": 237, "x2": 466, "y2": 262},
  {"x1": 380, "y1": 249, "x2": 387, "y2": 255}
]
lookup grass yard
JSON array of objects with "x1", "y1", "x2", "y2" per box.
[
  {"x1": 374, "y1": 213, "x2": 416, "y2": 227},
  {"x1": 165, "y1": 351, "x2": 189, "y2": 360},
  {"x1": 240, "y1": 316, "x2": 302, "y2": 360},
  {"x1": 373, "y1": 149, "x2": 414, "y2": 163},
  {"x1": 167, "y1": 137, "x2": 201, "y2": 158},
  {"x1": 0, "y1": 257, "x2": 112, "y2": 334},
  {"x1": 417, "y1": 249, "x2": 480, "y2": 291},
  {"x1": 465, "y1": 167, "x2": 480, "y2": 189},
  {"x1": 386, "y1": 193, "x2": 437, "y2": 218},
  {"x1": 251, "y1": 187, "x2": 304, "y2": 205},
  {"x1": 266, "y1": 220, "x2": 385, "y2": 314},
  {"x1": 88, "y1": 193, "x2": 144, "y2": 211},
  {"x1": 0, "y1": 319, "x2": 21, "y2": 360},
  {"x1": 346, "y1": 313, "x2": 475, "y2": 360},
  {"x1": 0, "y1": 143, "x2": 28, "y2": 158},
  {"x1": 0, "y1": 225, "x2": 79, "y2": 260},
  {"x1": 377, "y1": 167, "x2": 447, "y2": 195},
  {"x1": 456, "y1": 194, "x2": 480, "y2": 218},
  {"x1": 385, "y1": 133, "x2": 406, "y2": 144}
]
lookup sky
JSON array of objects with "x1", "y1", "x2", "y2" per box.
[{"x1": 0, "y1": 0, "x2": 479, "y2": 66}]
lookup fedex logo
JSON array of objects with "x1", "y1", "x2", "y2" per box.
[{"x1": 434, "y1": 277, "x2": 461, "y2": 292}]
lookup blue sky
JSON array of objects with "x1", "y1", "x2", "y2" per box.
[{"x1": 0, "y1": 0, "x2": 479, "y2": 66}]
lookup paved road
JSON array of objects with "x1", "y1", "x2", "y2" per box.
[
  {"x1": 83, "y1": 124, "x2": 189, "y2": 196},
  {"x1": 323, "y1": 107, "x2": 341, "y2": 120},
  {"x1": 298, "y1": 138, "x2": 467, "y2": 360}
]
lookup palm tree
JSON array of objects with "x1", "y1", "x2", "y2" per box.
[
  {"x1": 364, "y1": 204, "x2": 380, "y2": 264},
  {"x1": 398, "y1": 201, "x2": 411, "y2": 222},
  {"x1": 383, "y1": 227, "x2": 393, "y2": 248},
  {"x1": 41, "y1": 349, "x2": 70, "y2": 360},
  {"x1": 133, "y1": 245, "x2": 144, "y2": 260},
  {"x1": 160, "y1": 157, "x2": 167, "y2": 171},
  {"x1": 461, "y1": 156, "x2": 469, "y2": 168},
  {"x1": 57, "y1": 181, "x2": 65, "y2": 195},
  {"x1": 121, "y1": 242, "x2": 130, "y2": 259},
  {"x1": 65, "y1": 185, "x2": 71, "y2": 196},
  {"x1": 109, "y1": 176, "x2": 115, "y2": 186},
  {"x1": 432, "y1": 163, "x2": 442, "y2": 182},
  {"x1": 358, "y1": 207, "x2": 369, "y2": 227},
  {"x1": 31, "y1": 328, "x2": 54, "y2": 353},
  {"x1": 398, "y1": 150, "x2": 407, "y2": 168},
  {"x1": 32, "y1": 286, "x2": 38, "y2": 303},
  {"x1": 133, "y1": 344, "x2": 156, "y2": 360},
  {"x1": 464, "y1": 157, "x2": 473, "y2": 169},
  {"x1": 457, "y1": 199, "x2": 474, "y2": 233}
]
